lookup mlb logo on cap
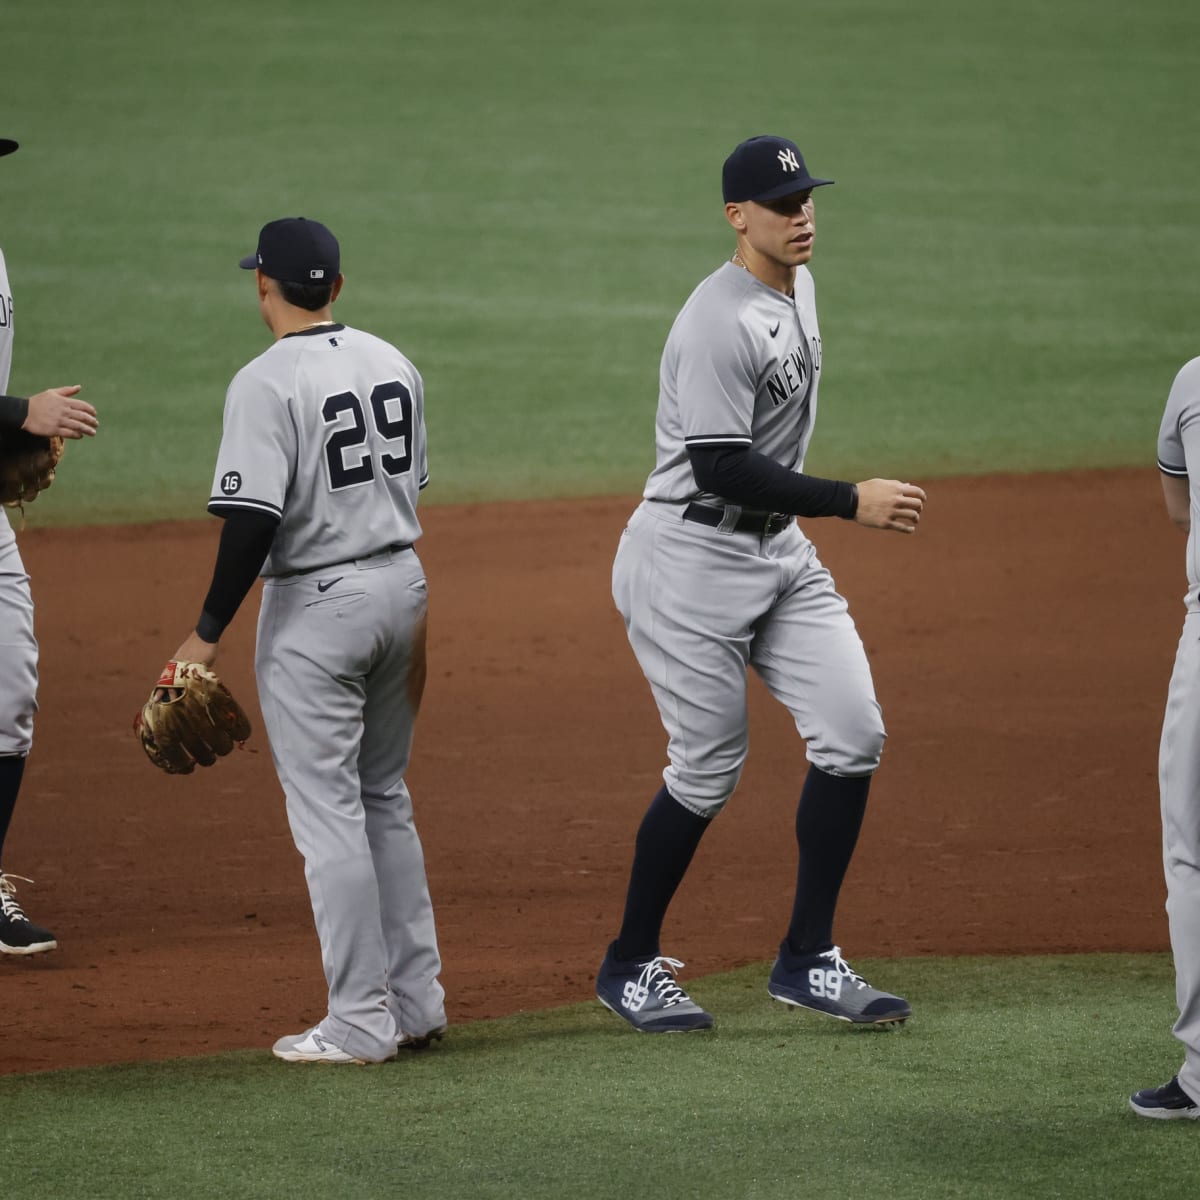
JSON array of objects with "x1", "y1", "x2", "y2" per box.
[{"x1": 239, "y1": 217, "x2": 340, "y2": 284}]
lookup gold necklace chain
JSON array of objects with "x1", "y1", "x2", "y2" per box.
[{"x1": 731, "y1": 249, "x2": 794, "y2": 298}]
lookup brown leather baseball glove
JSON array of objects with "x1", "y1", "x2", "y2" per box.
[
  {"x1": 0, "y1": 430, "x2": 64, "y2": 508},
  {"x1": 134, "y1": 661, "x2": 252, "y2": 774}
]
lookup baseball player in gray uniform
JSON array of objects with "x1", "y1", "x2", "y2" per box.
[
  {"x1": 0, "y1": 136, "x2": 99, "y2": 955},
  {"x1": 596, "y1": 136, "x2": 925, "y2": 1033},
  {"x1": 1130, "y1": 357, "x2": 1200, "y2": 1118},
  {"x1": 160, "y1": 217, "x2": 445, "y2": 1063}
]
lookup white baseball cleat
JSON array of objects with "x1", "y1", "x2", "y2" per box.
[{"x1": 272, "y1": 1027, "x2": 396, "y2": 1065}]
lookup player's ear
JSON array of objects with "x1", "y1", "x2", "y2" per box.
[
  {"x1": 724, "y1": 202, "x2": 747, "y2": 233},
  {"x1": 329, "y1": 273, "x2": 345, "y2": 304},
  {"x1": 255, "y1": 269, "x2": 271, "y2": 303}
]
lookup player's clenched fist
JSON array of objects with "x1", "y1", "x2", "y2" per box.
[{"x1": 853, "y1": 479, "x2": 926, "y2": 534}]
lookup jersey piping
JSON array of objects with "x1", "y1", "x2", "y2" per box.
[
  {"x1": 685, "y1": 434, "x2": 754, "y2": 447},
  {"x1": 282, "y1": 322, "x2": 346, "y2": 340},
  {"x1": 208, "y1": 496, "x2": 284, "y2": 519}
]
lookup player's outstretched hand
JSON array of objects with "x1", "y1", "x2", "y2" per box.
[
  {"x1": 21, "y1": 386, "x2": 97, "y2": 439},
  {"x1": 854, "y1": 478, "x2": 926, "y2": 534}
]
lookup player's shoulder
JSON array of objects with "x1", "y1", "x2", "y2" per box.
[
  {"x1": 228, "y1": 342, "x2": 289, "y2": 395},
  {"x1": 1171, "y1": 355, "x2": 1200, "y2": 391},
  {"x1": 672, "y1": 263, "x2": 762, "y2": 337},
  {"x1": 340, "y1": 324, "x2": 420, "y2": 369},
  {"x1": 686, "y1": 261, "x2": 758, "y2": 308},
  {"x1": 1161, "y1": 356, "x2": 1200, "y2": 443}
]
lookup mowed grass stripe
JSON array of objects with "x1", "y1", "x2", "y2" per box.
[
  {"x1": 3, "y1": 0, "x2": 1198, "y2": 524},
  {"x1": 2, "y1": 954, "x2": 1198, "y2": 1199}
]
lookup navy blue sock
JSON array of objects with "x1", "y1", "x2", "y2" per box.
[
  {"x1": 785, "y1": 766, "x2": 870, "y2": 957},
  {"x1": 0, "y1": 754, "x2": 27, "y2": 868},
  {"x1": 613, "y1": 786, "x2": 712, "y2": 962}
]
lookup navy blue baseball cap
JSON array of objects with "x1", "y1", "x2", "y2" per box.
[
  {"x1": 0, "y1": 139, "x2": 18, "y2": 157},
  {"x1": 722, "y1": 136, "x2": 832, "y2": 204},
  {"x1": 239, "y1": 217, "x2": 340, "y2": 283}
]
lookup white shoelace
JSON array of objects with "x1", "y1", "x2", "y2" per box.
[
  {"x1": 0, "y1": 873, "x2": 33, "y2": 922},
  {"x1": 819, "y1": 946, "x2": 869, "y2": 991},
  {"x1": 637, "y1": 956, "x2": 692, "y2": 1008}
]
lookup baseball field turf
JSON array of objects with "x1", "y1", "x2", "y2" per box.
[
  {"x1": 0, "y1": 956, "x2": 1196, "y2": 1200},
  {"x1": 4, "y1": 0, "x2": 1200, "y2": 1196}
]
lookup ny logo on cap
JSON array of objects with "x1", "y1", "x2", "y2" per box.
[
  {"x1": 778, "y1": 148, "x2": 800, "y2": 172},
  {"x1": 310, "y1": 269, "x2": 325, "y2": 279}
]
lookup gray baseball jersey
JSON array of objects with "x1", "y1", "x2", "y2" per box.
[
  {"x1": 1155, "y1": 354, "x2": 1200, "y2": 1103},
  {"x1": 615, "y1": 260, "x2": 882, "y2": 818},
  {"x1": 214, "y1": 321, "x2": 444, "y2": 1060},
  {"x1": 209, "y1": 324, "x2": 428, "y2": 574},
  {"x1": 644, "y1": 261, "x2": 821, "y2": 504},
  {"x1": 0, "y1": 249, "x2": 13, "y2": 394},
  {"x1": 0, "y1": 245, "x2": 39, "y2": 757},
  {"x1": 1158, "y1": 357, "x2": 1200, "y2": 610}
]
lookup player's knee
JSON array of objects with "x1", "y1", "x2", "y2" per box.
[
  {"x1": 663, "y1": 762, "x2": 744, "y2": 817},
  {"x1": 806, "y1": 704, "x2": 886, "y2": 776},
  {"x1": 0, "y1": 709, "x2": 35, "y2": 757}
]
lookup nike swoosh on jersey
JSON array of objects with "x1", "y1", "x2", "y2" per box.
[
  {"x1": 769, "y1": 322, "x2": 780, "y2": 337},
  {"x1": 316, "y1": 577, "x2": 344, "y2": 593}
]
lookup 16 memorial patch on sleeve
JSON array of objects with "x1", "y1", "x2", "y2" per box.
[{"x1": 220, "y1": 471, "x2": 243, "y2": 495}]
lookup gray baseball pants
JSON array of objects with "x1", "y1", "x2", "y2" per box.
[
  {"x1": 0, "y1": 524, "x2": 37, "y2": 756},
  {"x1": 256, "y1": 545, "x2": 445, "y2": 1062},
  {"x1": 1160, "y1": 611, "x2": 1200, "y2": 1102},
  {"x1": 613, "y1": 500, "x2": 885, "y2": 818}
]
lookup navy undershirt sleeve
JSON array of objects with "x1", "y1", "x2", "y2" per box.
[
  {"x1": 195, "y1": 509, "x2": 280, "y2": 643},
  {"x1": 0, "y1": 395, "x2": 29, "y2": 428},
  {"x1": 688, "y1": 443, "x2": 858, "y2": 519}
]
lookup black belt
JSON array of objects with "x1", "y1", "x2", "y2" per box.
[
  {"x1": 682, "y1": 503, "x2": 791, "y2": 537},
  {"x1": 277, "y1": 543, "x2": 412, "y2": 579}
]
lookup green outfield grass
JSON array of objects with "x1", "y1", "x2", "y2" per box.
[
  {"x1": 3, "y1": 0, "x2": 1197, "y2": 524},
  {"x1": 2, "y1": 955, "x2": 1198, "y2": 1199}
]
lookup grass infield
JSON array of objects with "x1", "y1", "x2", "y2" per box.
[
  {"x1": 2, "y1": 954, "x2": 1198, "y2": 1199},
  {"x1": 3, "y1": 1, "x2": 1199, "y2": 524}
]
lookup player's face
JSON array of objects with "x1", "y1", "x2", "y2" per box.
[{"x1": 742, "y1": 190, "x2": 816, "y2": 267}]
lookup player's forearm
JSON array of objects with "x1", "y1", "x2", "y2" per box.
[
  {"x1": 195, "y1": 509, "x2": 279, "y2": 642},
  {"x1": 687, "y1": 443, "x2": 858, "y2": 518},
  {"x1": 0, "y1": 394, "x2": 29, "y2": 428}
]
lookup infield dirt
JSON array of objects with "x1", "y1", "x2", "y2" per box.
[{"x1": 0, "y1": 469, "x2": 1180, "y2": 1072}]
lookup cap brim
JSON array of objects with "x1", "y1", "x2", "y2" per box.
[
  {"x1": 750, "y1": 175, "x2": 834, "y2": 203},
  {"x1": 238, "y1": 254, "x2": 259, "y2": 270},
  {"x1": 0, "y1": 139, "x2": 19, "y2": 157}
]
